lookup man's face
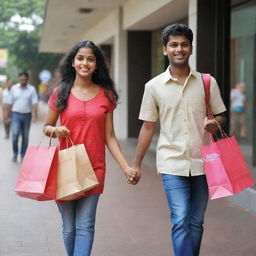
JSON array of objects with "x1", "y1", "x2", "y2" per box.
[
  {"x1": 19, "y1": 75, "x2": 28, "y2": 87},
  {"x1": 163, "y1": 35, "x2": 192, "y2": 68}
]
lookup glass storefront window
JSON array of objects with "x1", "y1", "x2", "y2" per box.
[{"x1": 230, "y1": 0, "x2": 256, "y2": 180}]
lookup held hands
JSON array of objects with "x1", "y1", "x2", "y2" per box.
[
  {"x1": 204, "y1": 117, "x2": 219, "y2": 134},
  {"x1": 124, "y1": 166, "x2": 142, "y2": 185}
]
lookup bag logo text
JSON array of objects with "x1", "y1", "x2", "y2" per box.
[{"x1": 204, "y1": 153, "x2": 220, "y2": 162}]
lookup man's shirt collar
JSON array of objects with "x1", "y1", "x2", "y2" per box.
[{"x1": 162, "y1": 66, "x2": 197, "y2": 84}]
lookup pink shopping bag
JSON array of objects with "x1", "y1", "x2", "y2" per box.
[
  {"x1": 200, "y1": 73, "x2": 255, "y2": 200},
  {"x1": 201, "y1": 135, "x2": 255, "y2": 199},
  {"x1": 15, "y1": 133, "x2": 58, "y2": 201}
]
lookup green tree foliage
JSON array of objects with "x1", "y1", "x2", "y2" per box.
[
  {"x1": 0, "y1": 0, "x2": 63, "y2": 85},
  {"x1": 0, "y1": 0, "x2": 45, "y2": 24}
]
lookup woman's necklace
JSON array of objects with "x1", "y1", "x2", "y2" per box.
[
  {"x1": 75, "y1": 84, "x2": 94, "y2": 95},
  {"x1": 80, "y1": 87, "x2": 90, "y2": 95}
]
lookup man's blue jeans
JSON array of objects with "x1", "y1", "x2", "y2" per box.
[
  {"x1": 57, "y1": 194, "x2": 100, "y2": 256},
  {"x1": 161, "y1": 174, "x2": 209, "y2": 256},
  {"x1": 11, "y1": 112, "x2": 32, "y2": 158}
]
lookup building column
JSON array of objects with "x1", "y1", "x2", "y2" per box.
[
  {"x1": 113, "y1": 7, "x2": 128, "y2": 139},
  {"x1": 127, "y1": 31, "x2": 151, "y2": 137},
  {"x1": 253, "y1": 36, "x2": 256, "y2": 166},
  {"x1": 188, "y1": 0, "x2": 197, "y2": 70},
  {"x1": 197, "y1": 0, "x2": 231, "y2": 131}
]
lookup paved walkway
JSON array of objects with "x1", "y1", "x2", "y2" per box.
[{"x1": 0, "y1": 102, "x2": 255, "y2": 256}]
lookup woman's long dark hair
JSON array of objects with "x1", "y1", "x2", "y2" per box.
[{"x1": 55, "y1": 40, "x2": 118, "y2": 111}]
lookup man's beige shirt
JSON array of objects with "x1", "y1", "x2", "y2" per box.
[{"x1": 139, "y1": 67, "x2": 226, "y2": 176}]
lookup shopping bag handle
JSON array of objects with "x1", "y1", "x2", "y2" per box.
[
  {"x1": 209, "y1": 121, "x2": 228, "y2": 143},
  {"x1": 64, "y1": 136, "x2": 74, "y2": 148},
  {"x1": 39, "y1": 127, "x2": 56, "y2": 147},
  {"x1": 57, "y1": 136, "x2": 74, "y2": 150}
]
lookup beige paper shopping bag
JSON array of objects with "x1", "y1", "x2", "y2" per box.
[{"x1": 57, "y1": 143, "x2": 99, "y2": 201}]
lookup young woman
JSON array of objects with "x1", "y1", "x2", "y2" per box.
[{"x1": 44, "y1": 40, "x2": 136, "y2": 256}]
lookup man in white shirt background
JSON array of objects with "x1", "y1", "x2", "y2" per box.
[{"x1": 7, "y1": 72, "x2": 38, "y2": 162}]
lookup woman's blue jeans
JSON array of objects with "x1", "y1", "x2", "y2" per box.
[
  {"x1": 57, "y1": 194, "x2": 100, "y2": 256},
  {"x1": 161, "y1": 174, "x2": 209, "y2": 256}
]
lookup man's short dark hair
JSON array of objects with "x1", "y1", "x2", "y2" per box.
[
  {"x1": 18, "y1": 71, "x2": 29, "y2": 77},
  {"x1": 162, "y1": 24, "x2": 193, "y2": 46}
]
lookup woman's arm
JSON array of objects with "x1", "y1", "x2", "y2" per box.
[
  {"x1": 43, "y1": 107, "x2": 70, "y2": 138},
  {"x1": 105, "y1": 112, "x2": 134, "y2": 180}
]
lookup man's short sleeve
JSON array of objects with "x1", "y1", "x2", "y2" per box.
[
  {"x1": 209, "y1": 77, "x2": 227, "y2": 115},
  {"x1": 139, "y1": 83, "x2": 158, "y2": 122},
  {"x1": 31, "y1": 87, "x2": 39, "y2": 105}
]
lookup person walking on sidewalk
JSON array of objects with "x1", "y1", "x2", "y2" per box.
[
  {"x1": 1, "y1": 79, "x2": 13, "y2": 139},
  {"x1": 43, "y1": 40, "x2": 136, "y2": 256},
  {"x1": 7, "y1": 72, "x2": 38, "y2": 162},
  {"x1": 132, "y1": 24, "x2": 226, "y2": 256}
]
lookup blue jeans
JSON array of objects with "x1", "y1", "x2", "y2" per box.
[
  {"x1": 161, "y1": 174, "x2": 209, "y2": 256},
  {"x1": 11, "y1": 112, "x2": 32, "y2": 157},
  {"x1": 57, "y1": 194, "x2": 100, "y2": 256}
]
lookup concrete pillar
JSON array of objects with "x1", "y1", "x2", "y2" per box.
[
  {"x1": 197, "y1": 0, "x2": 231, "y2": 132},
  {"x1": 127, "y1": 31, "x2": 151, "y2": 137},
  {"x1": 188, "y1": 0, "x2": 197, "y2": 70},
  {"x1": 113, "y1": 7, "x2": 128, "y2": 139}
]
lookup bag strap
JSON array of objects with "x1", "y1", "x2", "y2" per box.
[
  {"x1": 39, "y1": 127, "x2": 56, "y2": 147},
  {"x1": 201, "y1": 73, "x2": 212, "y2": 119},
  {"x1": 201, "y1": 74, "x2": 227, "y2": 141}
]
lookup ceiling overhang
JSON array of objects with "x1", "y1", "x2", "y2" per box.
[
  {"x1": 39, "y1": 0, "x2": 127, "y2": 53},
  {"x1": 40, "y1": 0, "x2": 188, "y2": 54}
]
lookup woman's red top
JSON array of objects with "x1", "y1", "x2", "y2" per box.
[{"x1": 48, "y1": 87, "x2": 116, "y2": 200}]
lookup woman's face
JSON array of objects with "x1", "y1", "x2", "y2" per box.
[{"x1": 72, "y1": 47, "x2": 97, "y2": 78}]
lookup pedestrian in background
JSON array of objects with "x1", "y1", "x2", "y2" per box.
[
  {"x1": 1, "y1": 79, "x2": 13, "y2": 139},
  {"x1": 230, "y1": 82, "x2": 247, "y2": 138},
  {"x1": 132, "y1": 24, "x2": 226, "y2": 256},
  {"x1": 44, "y1": 40, "x2": 137, "y2": 256},
  {"x1": 7, "y1": 72, "x2": 38, "y2": 162}
]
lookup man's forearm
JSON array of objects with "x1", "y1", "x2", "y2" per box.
[
  {"x1": 32, "y1": 104, "x2": 38, "y2": 119},
  {"x1": 214, "y1": 113, "x2": 226, "y2": 127},
  {"x1": 134, "y1": 121, "x2": 156, "y2": 168}
]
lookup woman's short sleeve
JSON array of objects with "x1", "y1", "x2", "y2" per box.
[
  {"x1": 48, "y1": 87, "x2": 59, "y2": 111},
  {"x1": 107, "y1": 102, "x2": 116, "y2": 113},
  {"x1": 105, "y1": 90, "x2": 117, "y2": 113}
]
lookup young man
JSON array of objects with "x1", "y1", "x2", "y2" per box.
[
  {"x1": 132, "y1": 24, "x2": 226, "y2": 256},
  {"x1": 7, "y1": 72, "x2": 38, "y2": 162}
]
